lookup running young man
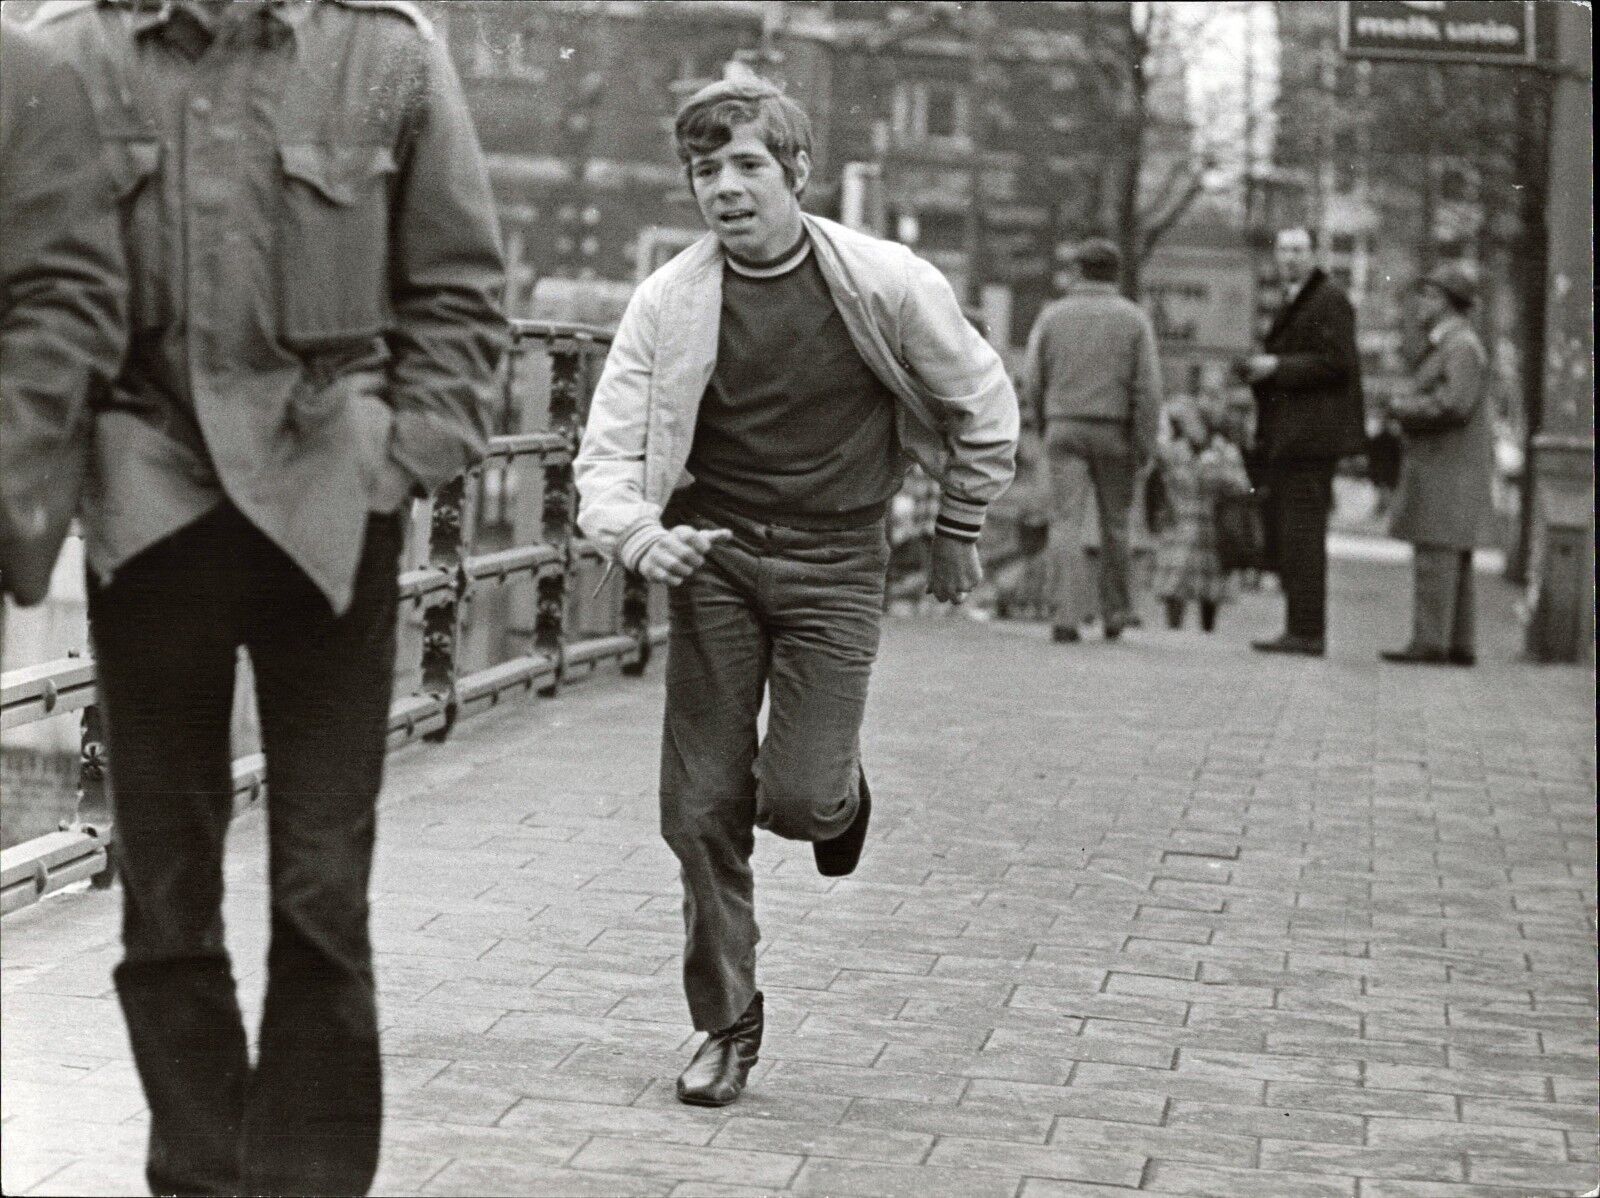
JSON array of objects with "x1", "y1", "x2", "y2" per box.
[{"x1": 575, "y1": 78, "x2": 1017, "y2": 1108}]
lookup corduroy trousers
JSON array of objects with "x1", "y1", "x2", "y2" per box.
[{"x1": 659, "y1": 501, "x2": 887, "y2": 1032}]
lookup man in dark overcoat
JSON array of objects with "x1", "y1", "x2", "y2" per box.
[{"x1": 1242, "y1": 226, "x2": 1365, "y2": 656}]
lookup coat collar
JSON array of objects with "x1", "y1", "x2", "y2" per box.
[
  {"x1": 1429, "y1": 313, "x2": 1467, "y2": 346},
  {"x1": 1267, "y1": 267, "x2": 1326, "y2": 341}
]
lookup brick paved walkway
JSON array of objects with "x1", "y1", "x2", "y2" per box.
[{"x1": 3, "y1": 551, "x2": 1596, "y2": 1197}]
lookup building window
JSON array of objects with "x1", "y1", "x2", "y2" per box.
[
  {"x1": 913, "y1": 209, "x2": 965, "y2": 251},
  {"x1": 924, "y1": 85, "x2": 960, "y2": 138},
  {"x1": 1439, "y1": 163, "x2": 1474, "y2": 204},
  {"x1": 893, "y1": 80, "x2": 970, "y2": 145}
]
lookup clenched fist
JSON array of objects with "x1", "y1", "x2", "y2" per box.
[{"x1": 638, "y1": 525, "x2": 733, "y2": 586}]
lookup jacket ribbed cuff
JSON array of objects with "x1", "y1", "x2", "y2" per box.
[
  {"x1": 618, "y1": 520, "x2": 668, "y2": 573},
  {"x1": 934, "y1": 493, "x2": 986, "y2": 543}
]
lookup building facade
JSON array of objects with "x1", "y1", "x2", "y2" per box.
[{"x1": 437, "y1": 0, "x2": 1215, "y2": 354}]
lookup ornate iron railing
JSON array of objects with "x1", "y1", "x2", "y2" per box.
[{"x1": 0, "y1": 319, "x2": 661, "y2": 917}]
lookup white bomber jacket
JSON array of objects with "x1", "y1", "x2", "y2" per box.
[{"x1": 574, "y1": 214, "x2": 1020, "y2": 571}]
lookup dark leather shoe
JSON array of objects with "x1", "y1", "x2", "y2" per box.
[
  {"x1": 1251, "y1": 634, "x2": 1325, "y2": 657},
  {"x1": 1051, "y1": 624, "x2": 1080, "y2": 644},
  {"x1": 1105, "y1": 615, "x2": 1141, "y2": 639},
  {"x1": 1380, "y1": 646, "x2": 1452, "y2": 665},
  {"x1": 1447, "y1": 649, "x2": 1476, "y2": 667},
  {"x1": 676, "y1": 992, "x2": 763, "y2": 1107},
  {"x1": 814, "y1": 773, "x2": 871, "y2": 878}
]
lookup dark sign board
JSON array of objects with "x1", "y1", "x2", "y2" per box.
[{"x1": 1339, "y1": 1, "x2": 1536, "y2": 65}]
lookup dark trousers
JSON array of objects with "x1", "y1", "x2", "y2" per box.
[
  {"x1": 1262, "y1": 460, "x2": 1335, "y2": 640},
  {"x1": 1412, "y1": 544, "x2": 1475, "y2": 655},
  {"x1": 659, "y1": 502, "x2": 887, "y2": 1033},
  {"x1": 87, "y1": 502, "x2": 401, "y2": 1197}
]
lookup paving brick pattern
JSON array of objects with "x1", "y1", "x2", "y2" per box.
[{"x1": 3, "y1": 555, "x2": 1596, "y2": 1197}]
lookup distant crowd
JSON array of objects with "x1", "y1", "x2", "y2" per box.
[{"x1": 1000, "y1": 230, "x2": 1495, "y2": 669}]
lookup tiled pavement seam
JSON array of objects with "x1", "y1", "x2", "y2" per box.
[{"x1": 1, "y1": 555, "x2": 1595, "y2": 1197}]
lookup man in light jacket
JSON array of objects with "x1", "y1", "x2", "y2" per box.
[
  {"x1": 1380, "y1": 262, "x2": 1495, "y2": 666},
  {"x1": 1019, "y1": 239, "x2": 1162, "y2": 643},
  {"x1": 575, "y1": 77, "x2": 1017, "y2": 1109}
]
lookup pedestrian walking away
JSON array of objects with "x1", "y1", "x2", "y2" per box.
[
  {"x1": 1379, "y1": 261, "x2": 1496, "y2": 667},
  {"x1": 26, "y1": 1, "x2": 508, "y2": 1192},
  {"x1": 1151, "y1": 396, "x2": 1252, "y2": 634},
  {"x1": 0, "y1": 23, "x2": 127, "y2": 621},
  {"x1": 1020, "y1": 237, "x2": 1162, "y2": 644},
  {"x1": 1241, "y1": 226, "x2": 1365, "y2": 657},
  {"x1": 575, "y1": 77, "x2": 1017, "y2": 1109}
]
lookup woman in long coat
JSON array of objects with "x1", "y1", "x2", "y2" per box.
[{"x1": 1380, "y1": 263, "x2": 1496, "y2": 666}]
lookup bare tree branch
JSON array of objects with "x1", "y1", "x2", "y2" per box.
[{"x1": 1138, "y1": 168, "x2": 1209, "y2": 261}]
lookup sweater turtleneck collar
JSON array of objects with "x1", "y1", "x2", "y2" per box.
[{"x1": 724, "y1": 230, "x2": 811, "y2": 279}]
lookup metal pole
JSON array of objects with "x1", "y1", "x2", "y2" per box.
[
  {"x1": 1523, "y1": 2, "x2": 1595, "y2": 661},
  {"x1": 963, "y1": 1, "x2": 990, "y2": 310}
]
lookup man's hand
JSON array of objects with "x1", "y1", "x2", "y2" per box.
[
  {"x1": 638, "y1": 525, "x2": 732, "y2": 586},
  {"x1": 1243, "y1": 353, "x2": 1279, "y2": 383},
  {"x1": 928, "y1": 535, "x2": 982, "y2": 604}
]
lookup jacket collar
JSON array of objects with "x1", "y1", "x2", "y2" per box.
[
  {"x1": 670, "y1": 213, "x2": 863, "y2": 293},
  {"x1": 117, "y1": 0, "x2": 310, "y2": 43}
]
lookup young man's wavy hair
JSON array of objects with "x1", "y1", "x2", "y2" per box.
[{"x1": 673, "y1": 78, "x2": 814, "y2": 198}]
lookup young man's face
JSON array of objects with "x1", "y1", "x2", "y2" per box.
[
  {"x1": 689, "y1": 123, "x2": 810, "y2": 262},
  {"x1": 1274, "y1": 229, "x2": 1316, "y2": 288}
]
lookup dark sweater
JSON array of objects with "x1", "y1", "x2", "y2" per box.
[{"x1": 684, "y1": 240, "x2": 901, "y2": 529}]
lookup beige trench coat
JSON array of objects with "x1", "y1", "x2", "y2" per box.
[{"x1": 1387, "y1": 316, "x2": 1497, "y2": 549}]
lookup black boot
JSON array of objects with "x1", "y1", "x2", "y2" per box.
[
  {"x1": 1163, "y1": 598, "x2": 1184, "y2": 629},
  {"x1": 1199, "y1": 600, "x2": 1218, "y2": 633},
  {"x1": 676, "y1": 991, "x2": 763, "y2": 1107}
]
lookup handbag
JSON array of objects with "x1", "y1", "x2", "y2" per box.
[
  {"x1": 1143, "y1": 469, "x2": 1171, "y2": 533},
  {"x1": 1214, "y1": 489, "x2": 1266, "y2": 572}
]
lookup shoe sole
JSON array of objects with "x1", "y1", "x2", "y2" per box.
[
  {"x1": 676, "y1": 1086, "x2": 739, "y2": 1107},
  {"x1": 675, "y1": 1054, "x2": 758, "y2": 1107}
]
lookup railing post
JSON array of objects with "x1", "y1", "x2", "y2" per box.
[
  {"x1": 619, "y1": 570, "x2": 653, "y2": 676},
  {"x1": 67, "y1": 699, "x2": 115, "y2": 887},
  {"x1": 422, "y1": 471, "x2": 477, "y2": 741},
  {"x1": 536, "y1": 340, "x2": 582, "y2": 694}
]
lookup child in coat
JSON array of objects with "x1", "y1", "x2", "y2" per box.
[{"x1": 1152, "y1": 397, "x2": 1252, "y2": 632}]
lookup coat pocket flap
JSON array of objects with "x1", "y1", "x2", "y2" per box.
[{"x1": 280, "y1": 143, "x2": 397, "y2": 205}]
